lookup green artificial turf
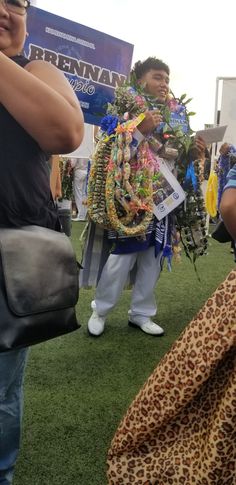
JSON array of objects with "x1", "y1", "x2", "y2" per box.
[{"x1": 14, "y1": 223, "x2": 235, "y2": 485}]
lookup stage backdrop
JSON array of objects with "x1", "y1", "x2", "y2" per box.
[{"x1": 24, "y1": 7, "x2": 134, "y2": 125}]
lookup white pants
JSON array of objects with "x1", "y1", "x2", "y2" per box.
[
  {"x1": 95, "y1": 246, "x2": 162, "y2": 319},
  {"x1": 73, "y1": 170, "x2": 87, "y2": 220}
]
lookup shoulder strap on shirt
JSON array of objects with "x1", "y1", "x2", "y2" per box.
[{"x1": 10, "y1": 55, "x2": 30, "y2": 68}]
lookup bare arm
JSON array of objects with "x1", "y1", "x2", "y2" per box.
[
  {"x1": 0, "y1": 53, "x2": 84, "y2": 154},
  {"x1": 194, "y1": 136, "x2": 206, "y2": 158},
  {"x1": 220, "y1": 188, "x2": 236, "y2": 240}
]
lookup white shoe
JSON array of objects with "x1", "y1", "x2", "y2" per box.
[
  {"x1": 72, "y1": 216, "x2": 86, "y2": 222},
  {"x1": 91, "y1": 300, "x2": 96, "y2": 311},
  {"x1": 128, "y1": 316, "x2": 164, "y2": 336},
  {"x1": 88, "y1": 302, "x2": 105, "y2": 336}
]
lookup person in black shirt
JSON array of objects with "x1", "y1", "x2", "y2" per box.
[{"x1": 0, "y1": 1, "x2": 84, "y2": 483}]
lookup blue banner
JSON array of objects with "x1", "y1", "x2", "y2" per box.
[{"x1": 24, "y1": 7, "x2": 134, "y2": 125}]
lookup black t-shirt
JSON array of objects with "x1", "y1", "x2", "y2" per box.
[{"x1": 0, "y1": 55, "x2": 58, "y2": 229}]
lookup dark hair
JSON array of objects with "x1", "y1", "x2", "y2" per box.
[{"x1": 131, "y1": 57, "x2": 170, "y2": 80}]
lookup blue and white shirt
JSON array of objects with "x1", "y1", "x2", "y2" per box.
[{"x1": 224, "y1": 163, "x2": 236, "y2": 191}]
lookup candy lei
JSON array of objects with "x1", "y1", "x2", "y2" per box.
[
  {"x1": 87, "y1": 84, "x2": 157, "y2": 235},
  {"x1": 87, "y1": 108, "x2": 155, "y2": 236},
  {"x1": 105, "y1": 133, "x2": 154, "y2": 236}
]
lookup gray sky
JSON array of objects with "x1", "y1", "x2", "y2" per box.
[{"x1": 33, "y1": 0, "x2": 235, "y2": 130}]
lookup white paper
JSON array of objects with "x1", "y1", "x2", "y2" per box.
[
  {"x1": 196, "y1": 125, "x2": 227, "y2": 144},
  {"x1": 153, "y1": 160, "x2": 186, "y2": 221}
]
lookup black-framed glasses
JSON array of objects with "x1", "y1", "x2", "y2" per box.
[{"x1": 1, "y1": 0, "x2": 30, "y2": 15}]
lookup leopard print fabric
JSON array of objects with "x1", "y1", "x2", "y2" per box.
[{"x1": 107, "y1": 269, "x2": 236, "y2": 484}]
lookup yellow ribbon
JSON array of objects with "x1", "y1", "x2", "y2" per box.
[{"x1": 205, "y1": 170, "x2": 218, "y2": 217}]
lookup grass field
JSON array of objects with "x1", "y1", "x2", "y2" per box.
[{"x1": 14, "y1": 223, "x2": 235, "y2": 485}]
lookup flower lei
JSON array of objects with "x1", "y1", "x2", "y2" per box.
[{"x1": 87, "y1": 80, "x2": 208, "y2": 261}]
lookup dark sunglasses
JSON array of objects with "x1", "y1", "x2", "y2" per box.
[{"x1": 1, "y1": 0, "x2": 30, "y2": 15}]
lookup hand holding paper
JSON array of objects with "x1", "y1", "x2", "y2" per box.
[{"x1": 195, "y1": 125, "x2": 227, "y2": 144}]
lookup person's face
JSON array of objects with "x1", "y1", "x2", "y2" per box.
[
  {"x1": 0, "y1": 0, "x2": 27, "y2": 57},
  {"x1": 138, "y1": 69, "x2": 170, "y2": 103},
  {"x1": 219, "y1": 143, "x2": 230, "y2": 156}
]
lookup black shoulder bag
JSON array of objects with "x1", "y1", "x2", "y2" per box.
[
  {"x1": 211, "y1": 220, "x2": 232, "y2": 243},
  {"x1": 0, "y1": 225, "x2": 80, "y2": 352}
]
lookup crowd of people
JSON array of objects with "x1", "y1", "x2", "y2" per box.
[{"x1": 0, "y1": 1, "x2": 235, "y2": 484}]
